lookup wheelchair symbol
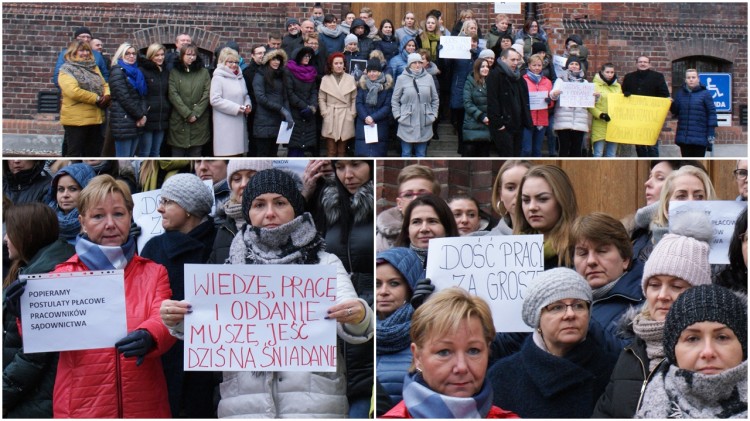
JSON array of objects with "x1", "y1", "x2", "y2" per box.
[{"x1": 706, "y1": 77, "x2": 724, "y2": 99}]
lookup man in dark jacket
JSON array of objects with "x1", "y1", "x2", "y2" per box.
[
  {"x1": 281, "y1": 18, "x2": 302, "y2": 57},
  {"x1": 487, "y1": 48, "x2": 533, "y2": 156},
  {"x1": 242, "y1": 44, "x2": 266, "y2": 156},
  {"x1": 622, "y1": 56, "x2": 670, "y2": 157},
  {"x1": 164, "y1": 33, "x2": 193, "y2": 73}
]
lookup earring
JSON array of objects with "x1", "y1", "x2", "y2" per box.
[
  {"x1": 416, "y1": 366, "x2": 423, "y2": 373},
  {"x1": 537, "y1": 327, "x2": 542, "y2": 333},
  {"x1": 186, "y1": 212, "x2": 191, "y2": 218}
]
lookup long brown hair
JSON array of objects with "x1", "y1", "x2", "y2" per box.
[{"x1": 3, "y1": 203, "x2": 60, "y2": 288}]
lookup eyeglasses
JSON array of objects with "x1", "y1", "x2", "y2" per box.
[
  {"x1": 226, "y1": 60, "x2": 239, "y2": 65},
  {"x1": 733, "y1": 169, "x2": 748, "y2": 181},
  {"x1": 124, "y1": 51, "x2": 137, "y2": 57},
  {"x1": 159, "y1": 197, "x2": 177, "y2": 207},
  {"x1": 398, "y1": 190, "x2": 430, "y2": 200},
  {"x1": 544, "y1": 300, "x2": 589, "y2": 315}
]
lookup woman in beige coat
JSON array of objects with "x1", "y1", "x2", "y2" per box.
[{"x1": 319, "y1": 52, "x2": 357, "y2": 157}]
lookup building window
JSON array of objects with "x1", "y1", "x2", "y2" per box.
[{"x1": 671, "y1": 57, "x2": 731, "y2": 92}]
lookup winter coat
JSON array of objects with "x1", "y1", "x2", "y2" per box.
[
  {"x1": 523, "y1": 72, "x2": 554, "y2": 127},
  {"x1": 462, "y1": 76, "x2": 491, "y2": 142},
  {"x1": 383, "y1": 400, "x2": 519, "y2": 419},
  {"x1": 139, "y1": 59, "x2": 171, "y2": 132},
  {"x1": 252, "y1": 67, "x2": 291, "y2": 139},
  {"x1": 215, "y1": 250, "x2": 373, "y2": 418},
  {"x1": 588, "y1": 73, "x2": 622, "y2": 142},
  {"x1": 671, "y1": 83, "x2": 718, "y2": 147},
  {"x1": 50, "y1": 254, "x2": 175, "y2": 418},
  {"x1": 58, "y1": 67, "x2": 108, "y2": 127},
  {"x1": 168, "y1": 58, "x2": 211, "y2": 149},
  {"x1": 389, "y1": 37, "x2": 415, "y2": 79},
  {"x1": 108, "y1": 64, "x2": 148, "y2": 141},
  {"x1": 515, "y1": 29, "x2": 551, "y2": 59},
  {"x1": 551, "y1": 74, "x2": 592, "y2": 132},
  {"x1": 351, "y1": 19, "x2": 374, "y2": 58},
  {"x1": 355, "y1": 74, "x2": 394, "y2": 156},
  {"x1": 591, "y1": 262, "x2": 644, "y2": 348},
  {"x1": 140, "y1": 219, "x2": 217, "y2": 417},
  {"x1": 486, "y1": 24, "x2": 514, "y2": 50},
  {"x1": 319, "y1": 73, "x2": 357, "y2": 141},
  {"x1": 376, "y1": 347, "x2": 412, "y2": 406},
  {"x1": 3, "y1": 239, "x2": 75, "y2": 418},
  {"x1": 285, "y1": 66, "x2": 320, "y2": 151},
  {"x1": 391, "y1": 69, "x2": 439, "y2": 143},
  {"x1": 487, "y1": 65, "x2": 533, "y2": 133},
  {"x1": 448, "y1": 48, "x2": 480, "y2": 109},
  {"x1": 375, "y1": 34, "x2": 400, "y2": 62},
  {"x1": 53, "y1": 49, "x2": 109, "y2": 86},
  {"x1": 210, "y1": 65, "x2": 251, "y2": 156},
  {"x1": 3, "y1": 162, "x2": 52, "y2": 205},
  {"x1": 489, "y1": 333, "x2": 618, "y2": 418},
  {"x1": 621, "y1": 69, "x2": 670, "y2": 98},
  {"x1": 375, "y1": 207, "x2": 402, "y2": 253},
  {"x1": 207, "y1": 217, "x2": 241, "y2": 265},
  {"x1": 319, "y1": 30, "x2": 346, "y2": 58}
]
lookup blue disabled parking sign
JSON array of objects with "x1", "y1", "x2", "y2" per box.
[{"x1": 699, "y1": 73, "x2": 731, "y2": 112}]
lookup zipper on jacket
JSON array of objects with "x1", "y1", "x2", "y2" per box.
[
  {"x1": 634, "y1": 351, "x2": 665, "y2": 413},
  {"x1": 115, "y1": 349, "x2": 124, "y2": 418}
]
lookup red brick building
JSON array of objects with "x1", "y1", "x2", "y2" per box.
[{"x1": 3, "y1": 2, "x2": 747, "y2": 148}]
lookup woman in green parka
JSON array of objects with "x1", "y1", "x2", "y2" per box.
[
  {"x1": 462, "y1": 58, "x2": 492, "y2": 157},
  {"x1": 168, "y1": 43, "x2": 211, "y2": 157},
  {"x1": 588, "y1": 63, "x2": 621, "y2": 158}
]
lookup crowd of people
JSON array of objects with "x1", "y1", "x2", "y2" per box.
[{"x1": 50, "y1": 5, "x2": 719, "y2": 159}]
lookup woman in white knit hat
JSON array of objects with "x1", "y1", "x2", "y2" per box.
[{"x1": 391, "y1": 52, "x2": 439, "y2": 157}]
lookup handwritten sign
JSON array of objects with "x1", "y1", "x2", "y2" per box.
[
  {"x1": 439, "y1": 36, "x2": 471, "y2": 59},
  {"x1": 183, "y1": 264, "x2": 338, "y2": 371},
  {"x1": 669, "y1": 201, "x2": 747, "y2": 264},
  {"x1": 529, "y1": 91, "x2": 550, "y2": 110},
  {"x1": 606, "y1": 94, "x2": 671, "y2": 145},
  {"x1": 559, "y1": 82, "x2": 595, "y2": 108},
  {"x1": 425, "y1": 235, "x2": 544, "y2": 332},
  {"x1": 20, "y1": 270, "x2": 127, "y2": 353}
]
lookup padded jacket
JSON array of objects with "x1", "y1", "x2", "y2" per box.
[
  {"x1": 671, "y1": 83, "x2": 717, "y2": 147},
  {"x1": 109, "y1": 64, "x2": 148, "y2": 141},
  {"x1": 59, "y1": 67, "x2": 108, "y2": 127}
]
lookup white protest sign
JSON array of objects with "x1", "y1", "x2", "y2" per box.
[
  {"x1": 184, "y1": 264, "x2": 338, "y2": 371},
  {"x1": 529, "y1": 91, "x2": 550, "y2": 110},
  {"x1": 439, "y1": 36, "x2": 471, "y2": 59},
  {"x1": 559, "y1": 82, "x2": 595, "y2": 108},
  {"x1": 364, "y1": 124, "x2": 379, "y2": 143},
  {"x1": 276, "y1": 121, "x2": 294, "y2": 144},
  {"x1": 425, "y1": 235, "x2": 544, "y2": 332},
  {"x1": 133, "y1": 189, "x2": 164, "y2": 253},
  {"x1": 669, "y1": 200, "x2": 747, "y2": 264},
  {"x1": 494, "y1": 2, "x2": 521, "y2": 14},
  {"x1": 20, "y1": 270, "x2": 127, "y2": 353},
  {"x1": 552, "y1": 55, "x2": 567, "y2": 76},
  {"x1": 273, "y1": 159, "x2": 309, "y2": 176}
]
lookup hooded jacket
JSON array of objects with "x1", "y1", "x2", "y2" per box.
[
  {"x1": 351, "y1": 18, "x2": 374, "y2": 58},
  {"x1": 3, "y1": 161, "x2": 52, "y2": 205},
  {"x1": 588, "y1": 72, "x2": 622, "y2": 142},
  {"x1": 252, "y1": 49, "x2": 291, "y2": 139},
  {"x1": 167, "y1": 55, "x2": 211, "y2": 149},
  {"x1": 391, "y1": 68, "x2": 439, "y2": 143},
  {"x1": 355, "y1": 73, "x2": 394, "y2": 156},
  {"x1": 670, "y1": 83, "x2": 718, "y2": 147},
  {"x1": 210, "y1": 64, "x2": 251, "y2": 156}
]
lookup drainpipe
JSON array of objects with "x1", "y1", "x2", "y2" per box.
[{"x1": 525, "y1": 3, "x2": 537, "y2": 21}]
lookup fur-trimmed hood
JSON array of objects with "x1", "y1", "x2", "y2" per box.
[
  {"x1": 376, "y1": 206, "x2": 403, "y2": 238},
  {"x1": 357, "y1": 73, "x2": 393, "y2": 90},
  {"x1": 262, "y1": 49, "x2": 288, "y2": 66},
  {"x1": 320, "y1": 180, "x2": 374, "y2": 227}
]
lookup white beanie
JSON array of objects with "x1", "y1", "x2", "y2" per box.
[
  {"x1": 226, "y1": 160, "x2": 273, "y2": 186},
  {"x1": 345, "y1": 33, "x2": 358, "y2": 45},
  {"x1": 511, "y1": 40, "x2": 525, "y2": 57},
  {"x1": 478, "y1": 49, "x2": 495, "y2": 60},
  {"x1": 407, "y1": 52, "x2": 423, "y2": 66}
]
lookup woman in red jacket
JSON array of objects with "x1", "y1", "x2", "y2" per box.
[
  {"x1": 521, "y1": 54, "x2": 554, "y2": 157},
  {"x1": 51, "y1": 174, "x2": 175, "y2": 418}
]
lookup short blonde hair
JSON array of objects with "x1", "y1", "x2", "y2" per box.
[
  {"x1": 78, "y1": 174, "x2": 134, "y2": 217},
  {"x1": 146, "y1": 43, "x2": 166, "y2": 61},
  {"x1": 218, "y1": 47, "x2": 239, "y2": 66},
  {"x1": 527, "y1": 53, "x2": 544, "y2": 66},
  {"x1": 655, "y1": 165, "x2": 717, "y2": 226},
  {"x1": 409, "y1": 287, "x2": 494, "y2": 372},
  {"x1": 63, "y1": 41, "x2": 92, "y2": 62}
]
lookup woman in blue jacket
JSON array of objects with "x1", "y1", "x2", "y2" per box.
[
  {"x1": 670, "y1": 69, "x2": 717, "y2": 157},
  {"x1": 355, "y1": 59, "x2": 394, "y2": 157}
]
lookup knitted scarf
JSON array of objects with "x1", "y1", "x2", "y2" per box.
[
  {"x1": 424, "y1": 31, "x2": 440, "y2": 60},
  {"x1": 409, "y1": 244, "x2": 428, "y2": 267},
  {"x1": 75, "y1": 234, "x2": 136, "y2": 270},
  {"x1": 141, "y1": 160, "x2": 191, "y2": 191},
  {"x1": 50, "y1": 202, "x2": 81, "y2": 244},
  {"x1": 526, "y1": 70, "x2": 543, "y2": 84},
  {"x1": 402, "y1": 371, "x2": 494, "y2": 418},
  {"x1": 364, "y1": 72, "x2": 387, "y2": 106},
  {"x1": 636, "y1": 360, "x2": 748, "y2": 419},
  {"x1": 564, "y1": 68, "x2": 586, "y2": 83},
  {"x1": 287, "y1": 59, "x2": 317, "y2": 83},
  {"x1": 376, "y1": 303, "x2": 413, "y2": 354},
  {"x1": 228, "y1": 213, "x2": 322, "y2": 265},
  {"x1": 318, "y1": 24, "x2": 344, "y2": 39},
  {"x1": 60, "y1": 58, "x2": 104, "y2": 96},
  {"x1": 398, "y1": 26, "x2": 419, "y2": 40},
  {"x1": 223, "y1": 198, "x2": 245, "y2": 231},
  {"x1": 117, "y1": 59, "x2": 148, "y2": 96},
  {"x1": 497, "y1": 59, "x2": 521, "y2": 80},
  {"x1": 632, "y1": 310, "x2": 666, "y2": 371}
]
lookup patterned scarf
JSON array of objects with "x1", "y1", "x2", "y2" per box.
[
  {"x1": 75, "y1": 234, "x2": 136, "y2": 270},
  {"x1": 287, "y1": 59, "x2": 318, "y2": 83},
  {"x1": 409, "y1": 244, "x2": 428, "y2": 267},
  {"x1": 222, "y1": 198, "x2": 245, "y2": 231},
  {"x1": 228, "y1": 213, "x2": 323, "y2": 265},
  {"x1": 60, "y1": 58, "x2": 104, "y2": 96},
  {"x1": 117, "y1": 59, "x2": 148, "y2": 96},
  {"x1": 364, "y1": 72, "x2": 386, "y2": 106},
  {"x1": 376, "y1": 303, "x2": 413, "y2": 354},
  {"x1": 632, "y1": 310, "x2": 666, "y2": 371},
  {"x1": 564, "y1": 68, "x2": 586, "y2": 82},
  {"x1": 526, "y1": 70, "x2": 542, "y2": 84},
  {"x1": 49, "y1": 202, "x2": 81, "y2": 244},
  {"x1": 402, "y1": 371, "x2": 494, "y2": 418}
]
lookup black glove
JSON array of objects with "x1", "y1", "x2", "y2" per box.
[
  {"x1": 544, "y1": 97, "x2": 552, "y2": 104},
  {"x1": 599, "y1": 113, "x2": 611, "y2": 122},
  {"x1": 300, "y1": 107, "x2": 313, "y2": 119},
  {"x1": 280, "y1": 107, "x2": 294, "y2": 124},
  {"x1": 129, "y1": 222, "x2": 141, "y2": 240},
  {"x1": 4, "y1": 279, "x2": 27, "y2": 317},
  {"x1": 115, "y1": 329, "x2": 154, "y2": 366},
  {"x1": 623, "y1": 91, "x2": 632, "y2": 98},
  {"x1": 410, "y1": 278, "x2": 435, "y2": 310}
]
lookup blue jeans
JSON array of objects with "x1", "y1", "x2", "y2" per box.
[
  {"x1": 348, "y1": 397, "x2": 370, "y2": 418},
  {"x1": 545, "y1": 114, "x2": 558, "y2": 156},
  {"x1": 401, "y1": 141, "x2": 428, "y2": 157},
  {"x1": 139, "y1": 130, "x2": 165, "y2": 157},
  {"x1": 114, "y1": 137, "x2": 139, "y2": 157},
  {"x1": 637, "y1": 141, "x2": 660, "y2": 157},
  {"x1": 592, "y1": 140, "x2": 618, "y2": 157},
  {"x1": 522, "y1": 127, "x2": 546, "y2": 157}
]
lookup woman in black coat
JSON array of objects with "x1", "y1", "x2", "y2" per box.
[
  {"x1": 354, "y1": 60, "x2": 394, "y2": 157},
  {"x1": 252, "y1": 49, "x2": 292, "y2": 157},
  {"x1": 138, "y1": 43, "x2": 171, "y2": 157},
  {"x1": 285, "y1": 47, "x2": 319, "y2": 157},
  {"x1": 109, "y1": 42, "x2": 148, "y2": 157}
]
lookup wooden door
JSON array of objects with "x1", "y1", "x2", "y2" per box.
[{"x1": 350, "y1": 3, "x2": 456, "y2": 32}]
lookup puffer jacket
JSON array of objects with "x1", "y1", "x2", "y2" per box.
[
  {"x1": 388, "y1": 37, "x2": 416, "y2": 79},
  {"x1": 351, "y1": 18, "x2": 374, "y2": 58},
  {"x1": 355, "y1": 74, "x2": 394, "y2": 156},
  {"x1": 462, "y1": 76, "x2": 490, "y2": 142},
  {"x1": 552, "y1": 72, "x2": 592, "y2": 132},
  {"x1": 391, "y1": 69, "x2": 439, "y2": 143},
  {"x1": 285, "y1": 52, "x2": 320, "y2": 152},
  {"x1": 449, "y1": 48, "x2": 480, "y2": 109},
  {"x1": 50, "y1": 254, "x2": 175, "y2": 418},
  {"x1": 108, "y1": 64, "x2": 148, "y2": 141},
  {"x1": 252, "y1": 65, "x2": 291, "y2": 139},
  {"x1": 588, "y1": 72, "x2": 622, "y2": 142},
  {"x1": 375, "y1": 34, "x2": 399, "y2": 62},
  {"x1": 523, "y1": 72, "x2": 554, "y2": 127},
  {"x1": 670, "y1": 83, "x2": 717, "y2": 147},
  {"x1": 168, "y1": 56, "x2": 211, "y2": 149},
  {"x1": 376, "y1": 347, "x2": 412, "y2": 407},
  {"x1": 139, "y1": 59, "x2": 171, "y2": 132},
  {"x1": 58, "y1": 67, "x2": 108, "y2": 127},
  {"x1": 319, "y1": 73, "x2": 357, "y2": 141},
  {"x1": 2, "y1": 161, "x2": 52, "y2": 205}
]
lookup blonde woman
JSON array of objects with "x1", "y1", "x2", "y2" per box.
[
  {"x1": 210, "y1": 47, "x2": 251, "y2": 156},
  {"x1": 109, "y1": 42, "x2": 148, "y2": 157},
  {"x1": 138, "y1": 43, "x2": 171, "y2": 156}
]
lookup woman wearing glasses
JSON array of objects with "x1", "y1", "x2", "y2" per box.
[
  {"x1": 488, "y1": 268, "x2": 618, "y2": 418},
  {"x1": 210, "y1": 47, "x2": 252, "y2": 157},
  {"x1": 109, "y1": 42, "x2": 148, "y2": 157},
  {"x1": 140, "y1": 173, "x2": 217, "y2": 417}
]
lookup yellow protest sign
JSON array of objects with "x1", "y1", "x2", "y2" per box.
[{"x1": 606, "y1": 94, "x2": 672, "y2": 145}]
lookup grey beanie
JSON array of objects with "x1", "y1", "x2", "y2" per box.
[
  {"x1": 242, "y1": 169, "x2": 305, "y2": 224},
  {"x1": 478, "y1": 49, "x2": 495, "y2": 60},
  {"x1": 664, "y1": 284, "x2": 747, "y2": 364},
  {"x1": 160, "y1": 173, "x2": 213, "y2": 218},
  {"x1": 522, "y1": 267, "x2": 593, "y2": 328},
  {"x1": 407, "y1": 52, "x2": 422, "y2": 66},
  {"x1": 226, "y1": 160, "x2": 273, "y2": 186},
  {"x1": 345, "y1": 33, "x2": 359, "y2": 45}
]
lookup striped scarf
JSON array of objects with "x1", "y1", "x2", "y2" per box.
[{"x1": 402, "y1": 371, "x2": 494, "y2": 418}]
